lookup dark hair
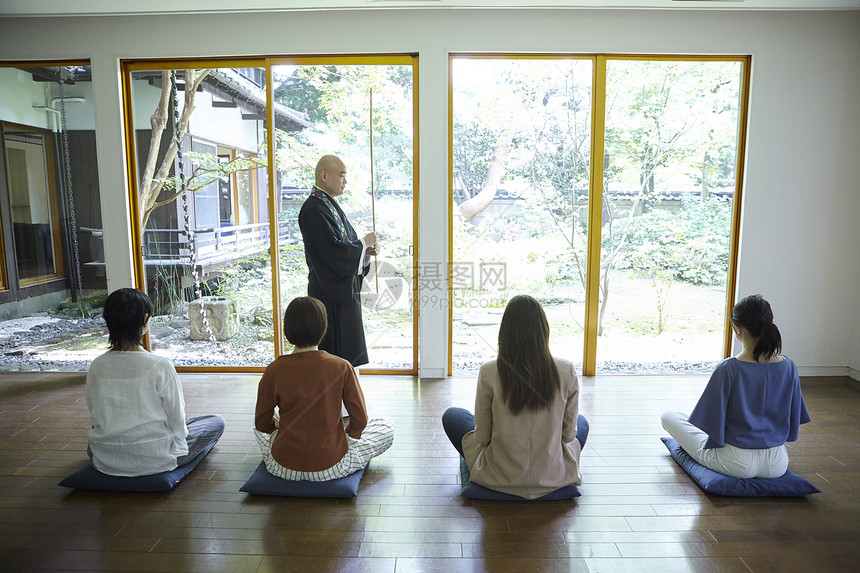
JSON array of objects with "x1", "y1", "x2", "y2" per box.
[
  {"x1": 497, "y1": 295, "x2": 561, "y2": 416},
  {"x1": 730, "y1": 294, "x2": 782, "y2": 362},
  {"x1": 283, "y1": 296, "x2": 327, "y2": 348},
  {"x1": 103, "y1": 288, "x2": 152, "y2": 351}
]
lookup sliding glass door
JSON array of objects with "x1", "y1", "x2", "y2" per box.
[
  {"x1": 450, "y1": 55, "x2": 749, "y2": 376},
  {"x1": 125, "y1": 62, "x2": 272, "y2": 368},
  {"x1": 597, "y1": 58, "x2": 745, "y2": 373},
  {"x1": 271, "y1": 57, "x2": 417, "y2": 373},
  {"x1": 123, "y1": 56, "x2": 418, "y2": 373},
  {"x1": 449, "y1": 57, "x2": 593, "y2": 375}
]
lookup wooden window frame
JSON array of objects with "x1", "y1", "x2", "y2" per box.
[
  {"x1": 189, "y1": 137, "x2": 259, "y2": 228},
  {"x1": 0, "y1": 220, "x2": 7, "y2": 291},
  {"x1": 1, "y1": 121, "x2": 66, "y2": 288}
]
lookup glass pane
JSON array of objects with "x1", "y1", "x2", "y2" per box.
[
  {"x1": 191, "y1": 140, "x2": 220, "y2": 229},
  {"x1": 236, "y1": 152, "x2": 255, "y2": 225},
  {"x1": 5, "y1": 127, "x2": 58, "y2": 280},
  {"x1": 0, "y1": 64, "x2": 110, "y2": 372},
  {"x1": 273, "y1": 62, "x2": 415, "y2": 371},
  {"x1": 130, "y1": 66, "x2": 272, "y2": 367},
  {"x1": 451, "y1": 58, "x2": 593, "y2": 375},
  {"x1": 598, "y1": 59, "x2": 743, "y2": 373}
]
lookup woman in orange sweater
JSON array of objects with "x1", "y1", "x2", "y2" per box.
[{"x1": 254, "y1": 296, "x2": 393, "y2": 480}]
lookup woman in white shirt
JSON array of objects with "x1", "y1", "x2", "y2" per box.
[
  {"x1": 442, "y1": 295, "x2": 588, "y2": 500},
  {"x1": 86, "y1": 288, "x2": 225, "y2": 477}
]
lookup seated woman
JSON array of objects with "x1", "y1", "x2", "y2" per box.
[
  {"x1": 662, "y1": 294, "x2": 811, "y2": 479},
  {"x1": 86, "y1": 288, "x2": 225, "y2": 477},
  {"x1": 254, "y1": 296, "x2": 393, "y2": 481},
  {"x1": 442, "y1": 294, "x2": 587, "y2": 500}
]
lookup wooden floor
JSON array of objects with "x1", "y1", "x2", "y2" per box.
[{"x1": 1, "y1": 372, "x2": 858, "y2": 572}]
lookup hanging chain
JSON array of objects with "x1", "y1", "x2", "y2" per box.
[
  {"x1": 58, "y1": 80, "x2": 85, "y2": 315},
  {"x1": 170, "y1": 71, "x2": 220, "y2": 349}
]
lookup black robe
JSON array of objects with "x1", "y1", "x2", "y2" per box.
[{"x1": 298, "y1": 189, "x2": 369, "y2": 367}]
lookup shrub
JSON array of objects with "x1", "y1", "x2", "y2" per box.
[{"x1": 620, "y1": 196, "x2": 731, "y2": 286}]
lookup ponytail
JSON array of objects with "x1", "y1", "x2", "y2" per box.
[
  {"x1": 752, "y1": 320, "x2": 782, "y2": 363},
  {"x1": 731, "y1": 294, "x2": 782, "y2": 362}
]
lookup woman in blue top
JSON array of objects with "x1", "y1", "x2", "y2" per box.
[{"x1": 661, "y1": 294, "x2": 811, "y2": 479}]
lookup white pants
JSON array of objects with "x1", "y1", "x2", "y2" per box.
[
  {"x1": 254, "y1": 417, "x2": 394, "y2": 481},
  {"x1": 661, "y1": 410, "x2": 789, "y2": 479}
]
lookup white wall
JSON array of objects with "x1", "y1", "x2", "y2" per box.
[
  {"x1": 47, "y1": 80, "x2": 95, "y2": 131},
  {"x1": 130, "y1": 78, "x2": 164, "y2": 131},
  {"x1": 0, "y1": 68, "x2": 52, "y2": 129},
  {"x1": 1, "y1": 8, "x2": 858, "y2": 377},
  {"x1": 188, "y1": 91, "x2": 262, "y2": 152},
  {"x1": 129, "y1": 75, "x2": 262, "y2": 149},
  {"x1": 734, "y1": 17, "x2": 860, "y2": 378},
  {"x1": 0, "y1": 68, "x2": 96, "y2": 131}
]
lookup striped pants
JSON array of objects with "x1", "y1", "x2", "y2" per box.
[{"x1": 254, "y1": 417, "x2": 394, "y2": 481}]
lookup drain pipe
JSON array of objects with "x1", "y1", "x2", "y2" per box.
[{"x1": 32, "y1": 97, "x2": 85, "y2": 132}]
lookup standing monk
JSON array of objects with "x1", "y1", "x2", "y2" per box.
[{"x1": 298, "y1": 155, "x2": 378, "y2": 367}]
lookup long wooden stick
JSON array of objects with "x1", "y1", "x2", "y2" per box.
[{"x1": 369, "y1": 88, "x2": 379, "y2": 294}]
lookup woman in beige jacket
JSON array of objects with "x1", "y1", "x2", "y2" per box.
[{"x1": 442, "y1": 295, "x2": 588, "y2": 500}]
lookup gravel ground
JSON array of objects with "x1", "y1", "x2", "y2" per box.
[
  {"x1": 0, "y1": 307, "x2": 279, "y2": 371},
  {"x1": 1, "y1": 287, "x2": 721, "y2": 374},
  {"x1": 450, "y1": 353, "x2": 716, "y2": 376},
  {"x1": 0, "y1": 311, "x2": 105, "y2": 371},
  {"x1": 0, "y1": 314, "x2": 719, "y2": 374},
  {"x1": 0, "y1": 307, "x2": 411, "y2": 372}
]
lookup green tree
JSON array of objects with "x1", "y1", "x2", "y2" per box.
[
  {"x1": 625, "y1": 197, "x2": 732, "y2": 332},
  {"x1": 453, "y1": 60, "x2": 545, "y2": 220},
  {"x1": 273, "y1": 65, "x2": 413, "y2": 197},
  {"x1": 593, "y1": 61, "x2": 740, "y2": 334},
  {"x1": 518, "y1": 61, "x2": 593, "y2": 292}
]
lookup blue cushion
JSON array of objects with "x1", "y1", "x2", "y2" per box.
[
  {"x1": 661, "y1": 437, "x2": 820, "y2": 497},
  {"x1": 58, "y1": 443, "x2": 214, "y2": 492},
  {"x1": 240, "y1": 461, "x2": 365, "y2": 497},
  {"x1": 459, "y1": 457, "x2": 580, "y2": 501}
]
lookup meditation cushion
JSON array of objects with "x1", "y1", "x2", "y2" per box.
[
  {"x1": 58, "y1": 442, "x2": 214, "y2": 492},
  {"x1": 661, "y1": 437, "x2": 820, "y2": 497},
  {"x1": 459, "y1": 457, "x2": 580, "y2": 501},
  {"x1": 240, "y1": 461, "x2": 365, "y2": 497}
]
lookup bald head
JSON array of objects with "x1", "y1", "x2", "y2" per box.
[
  {"x1": 315, "y1": 155, "x2": 342, "y2": 181},
  {"x1": 314, "y1": 155, "x2": 347, "y2": 198}
]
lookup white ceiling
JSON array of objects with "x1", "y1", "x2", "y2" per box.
[{"x1": 1, "y1": 0, "x2": 859, "y2": 18}]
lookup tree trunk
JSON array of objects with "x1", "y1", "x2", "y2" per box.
[
  {"x1": 596, "y1": 174, "x2": 648, "y2": 337},
  {"x1": 597, "y1": 269, "x2": 610, "y2": 337},
  {"x1": 701, "y1": 150, "x2": 711, "y2": 200},
  {"x1": 639, "y1": 149, "x2": 656, "y2": 214},
  {"x1": 139, "y1": 69, "x2": 211, "y2": 229},
  {"x1": 455, "y1": 128, "x2": 513, "y2": 221},
  {"x1": 139, "y1": 70, "x2": 172, "y2": 230}
]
